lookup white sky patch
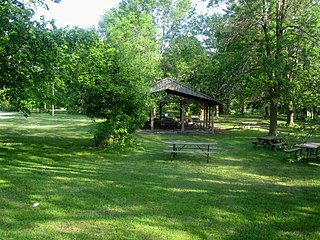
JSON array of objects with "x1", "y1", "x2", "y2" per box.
[
  {"x1": 34, "y1": 0, "x2": 120, "y2": 28},
  {"x1": 33, "y1": 0, "x2": 226, "y2": 29},
  {"x1": 193, "y1": 0, "x2": 227, "y2": 15}
]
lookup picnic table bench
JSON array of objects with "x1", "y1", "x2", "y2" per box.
[
  {"x1": 164, "y1": 141, "x2": 217, "y2": 163},
  {"x1": 283, "y1": 143, "x2": 320, "y2": 163},
  {"x1": 252, "y1": 136, "x2": 287, "y2": 151},
  {"x1": 283, "y1": 147, "x2": 301, "y2": 160}
]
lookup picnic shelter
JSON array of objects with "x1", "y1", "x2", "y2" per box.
[{"x1": 150, "y1": 77, "x2": 223, "y2": 132}]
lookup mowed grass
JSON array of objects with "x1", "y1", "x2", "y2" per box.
[{"x1": 0, "y1": 112, "x2": 319, "y2": 240}]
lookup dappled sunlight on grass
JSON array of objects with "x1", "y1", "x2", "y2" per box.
[{"x1": 0, "y1": 113, "x2": 320, "y2": 239}]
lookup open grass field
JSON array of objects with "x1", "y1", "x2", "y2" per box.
[{"x1": 0, "y1": 112, "x2": 319, "y2": 240}]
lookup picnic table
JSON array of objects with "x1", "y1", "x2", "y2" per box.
[
  {"x1": 252, "y1": 136, "x2": 287, "y2": 151},
  {"x1": 164, "y1": 141, "x2": 217, "y2": 163},
  {"x1": 297, "y1": 142, "x2": 320, "y2": 163},
  {"x1": 235, "y1": 122, "x2": 261, "y2": 130}
]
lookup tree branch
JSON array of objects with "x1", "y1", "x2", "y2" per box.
[
  {"x1": 0, "y1": 42, "x2": 25, "y2": 59},
  {"x1": 283, "y1": 25, "x2": 320, "y2": 42}
]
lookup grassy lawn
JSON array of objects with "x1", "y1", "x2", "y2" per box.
[{"x1": 0, "y1": 112, "x2": 319, "y2": 240}]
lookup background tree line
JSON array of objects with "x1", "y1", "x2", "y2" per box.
[{"x1": 1, "y1": 0, "x2": 319, "y2": 146}]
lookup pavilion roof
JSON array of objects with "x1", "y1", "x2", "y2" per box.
[{"x1": 151, "y1": 77, "x2": 223, "y2": 105}]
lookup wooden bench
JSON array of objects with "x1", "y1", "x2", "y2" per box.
[{"x1": 283, "y1": 147, "x2": 301, "y2": 160}]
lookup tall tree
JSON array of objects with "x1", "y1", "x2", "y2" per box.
[
  {"x1": 204, "y1": 0, "x2": 320, "y2": 134},
  {"x1": 151, "y1": 0, "x2": 195, "y2": 54},
  {"x1": 0, "y1": 0, "x2": 62, "y2": 113},
  {"x1": 161, "y1": 35, "x2": 208, "y2": 84},
  {"x1": 82, "y1": 1, "x2": 161, "y2": 146}
]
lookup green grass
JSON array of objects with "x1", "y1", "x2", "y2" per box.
[{"x1": 0, "y1": 112, "x2": 320, "y2": 239}]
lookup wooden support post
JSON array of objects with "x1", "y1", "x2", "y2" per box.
[
  {"x1": 150, "y1": 108, "x2": 156, "y2": 130},
  {"x1": 206, "y1": 104, "x2": 209, "y2": 128},
  {"x1": 200, "y1": 103, "x2": 205, "y2": 122},
  {"x1": 209, "y1": 105, "x2": 211, "y2": 128},
  {"x1": 211, "y1": 105, "x2": 215, "y2": 134},
  {"x1": 181, "y1": 101, "x2": 186, "y2": 132},
  {"x1": 159, "y1": 102, "x2": 163, "y2": 124}
]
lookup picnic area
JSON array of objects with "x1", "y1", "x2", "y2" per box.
[
  {"x1": 0, "y1": 112, "x2": 319, "y2": 240},
  {"x1": 2, "y1": 1, "x2": 320, "y2": 239}
]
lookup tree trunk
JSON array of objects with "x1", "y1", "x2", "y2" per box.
[
  {"x1": 215, "y1": 105, "x2": 219, "y2": 118},
  {"x1": 269, "y1": 100, "x2": 278, "y2": 136},
  {"x1": 180, "y1": 101, "x2": 185, "y2": 132},
  {"x1": 211, "y1": 105, "x2": 215, "y2": 134},
  {"x1": 264, "y1": 106, "x2": 269, "y2": 119},
  {"x1": 241, "y1": 104, "x2": 247, "y2": 114},
  {"x1": 51, "y1": 84, "x2": 55, "y2": 117},
  {"x1": 150, "y1": 108, "x2": 156, "y2": 130},
  {"x1": 286, "y1": 101, "x2": 294, "y2": 127},
  {"x1": 307, "y1": 108, "x2": 314, "y2": 119}
]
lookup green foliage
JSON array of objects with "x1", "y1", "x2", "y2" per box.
[
  {"x1": 91, "y1": 119, "x2": 133, "y2": 148},
  {"x1": 0, "y1": 1, "x2": 34, "y2": 111},
  {"x1": 2, "y1": 0, "x2": 319, "y2": 147},
  {"x1": 100, "y1": 3, "x2": 161, "y2": 83},
  {"x1": 0, "y1": 1, "x2": 33, "y2": 60},
  {"x1": 0, "y1": 100, "x2": 16, "y2": 112},
  {"x1": 199, "y1": 1, "x2": 320, "y2": 132},
  {"x1": 0, "y1": 1, "x2": 67, "y2": 113},
  {"x1": 161, "y1": 36, "x2": 208, "y2": 83},
  {"x1": 91, "y1": 2, "x2": 161, "y2": 147}
]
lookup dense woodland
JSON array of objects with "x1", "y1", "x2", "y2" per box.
[{"x1": 1, "y1": 0, "x2": 320, "y2": 146}]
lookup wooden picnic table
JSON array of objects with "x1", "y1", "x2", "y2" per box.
[
  {"x1": 235, "y1": 122, "x2": 261, "y2": 130},
  {"x1": 164, "y1": 141, "x2": 217, "y2": 163},
  {"x1": 252, "y1": 136, "x2": 286, "y2": 151},
  {"x1": 297, "y1": 142, "x2": 320, "y2": 163}
]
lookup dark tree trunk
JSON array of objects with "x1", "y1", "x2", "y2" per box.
[
  {"x1": 265, "y1": 106, "x2": 268, "y2": 116},
  {"x1": 269, "y1": 100, "x2": 278, "y2": 136}
]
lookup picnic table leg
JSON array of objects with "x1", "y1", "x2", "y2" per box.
[
  {"x1": 171, "y1": 144, "x2": 177, "y2": 161},
  {"x1": 297, "y1": 148, "x2": 304, "y2": 162},
  {"x1": 299, "y1": 148, "x2": 310, "y2": 164},
  {"x1": 297, "y1": 148, "x2": 302, "y2": 159},
  {"x1": 306, "y1": 149, "x2": 310, "y2": 164}
]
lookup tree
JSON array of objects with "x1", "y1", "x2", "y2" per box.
[
  {"x1": 0, "y1": 0, "x2": 34, "y2": 92},
  {"x1": 72, "y1": 1, "x2": 161, "y2": 146},
  {"x1": 161, "y1": 35, "x2": 208, "y2": 84},
  {"x1": 203, "y1": 0, "x2": 320, "y2": 134},
  {"x1": 151, "y1": 0, "x2": 195, "y2": 55},
  {"x1": 0, "y1": 0, "x2": 62, "y2": 113}
]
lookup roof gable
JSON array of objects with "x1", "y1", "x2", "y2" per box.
[{"x1": 151, "y1": 78, "x2": 223, "y2": 105}]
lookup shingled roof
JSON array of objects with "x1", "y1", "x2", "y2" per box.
[{"x1": 151, "y1": 77, "x2": 223, "y2": 105}]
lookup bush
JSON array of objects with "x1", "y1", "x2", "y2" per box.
[
  {"x1": 0, "y1": 100, "x2": 17, "y2": 112},
  {"x1": 91, "y1": 117, "x2": 138, "y2": 148}
]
